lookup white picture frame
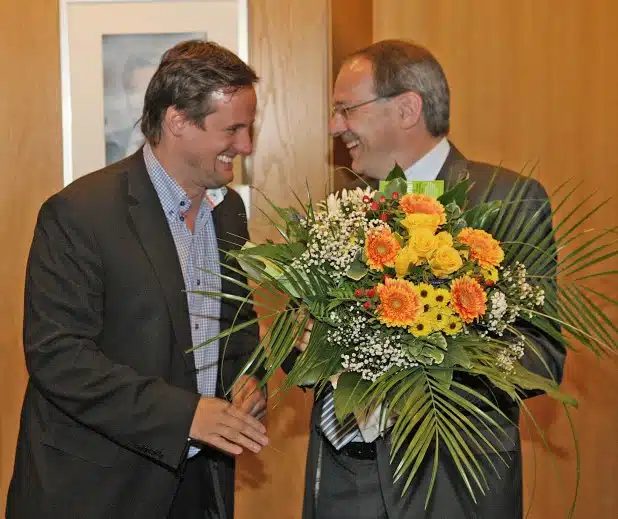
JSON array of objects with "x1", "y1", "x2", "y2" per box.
[{"x1": 59, "y1": 0, "x2": 251, "y2": 213}]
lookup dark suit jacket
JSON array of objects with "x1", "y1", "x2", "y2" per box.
[
  {"x1": 301, "y1": 145, "x2": 566, "y2": 519},
  {"x1": 6, "y1": 150, "x2": 259, "y2": 519}
]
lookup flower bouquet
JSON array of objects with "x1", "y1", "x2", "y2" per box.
[{"x1": 197, "y1": 166, "x2": 617, "y2": 507}]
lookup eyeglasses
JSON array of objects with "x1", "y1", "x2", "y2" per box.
[{"x1": 330, "y1": 97, "x2": 383, "y2": 120}]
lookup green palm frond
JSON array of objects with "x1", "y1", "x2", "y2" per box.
[
  {"x1": 386, "y1": 369, "x2": 511, "y2": 505},
  {"x1": 483, "y1": 175, "x2": 618, "y2": 355}
]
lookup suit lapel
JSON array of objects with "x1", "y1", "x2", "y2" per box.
[
  {"x1": 125, "y1": 152, "x2": 194, "y2": 371},
  {"x1": 437, "y1": 142, "x2": 467, "y2": 185},
  {"x1": 211, "y1": 196, "x2": 234, "y2": 271}
]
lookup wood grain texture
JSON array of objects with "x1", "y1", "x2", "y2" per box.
[
  {"x1": 0, "y1": 0, "x2": 63, "y2": 512},
  {"x1": 246, "y1": 0, "x2": 331, "y2": 244},
  {"x1": 235, "y1": 1, "x2": 331, "y2": 518},
  {"x1": 331, "y1": 0, "x2": 373, "y2": 191},
  {"x1": 374, "y1": 1, "x2": 618, "y2": 517}
]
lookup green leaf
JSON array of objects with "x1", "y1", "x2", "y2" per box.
[
  {"x1": 345, "y1": 260, "x2": 368, "y2": 280},
  {"x1": 385, "y1": 163, "x2": 406, "y2": 181},
  {"x1": 445, "y1": 202, "x2": 462, "y2": 217},
  {"x1": 438, "y1": 180, "x2": 470, "y2": 208},
  {"x1": 381, "y1": 177, "x2": 408, "y2": 199},
  {"x1": 431, "y1": 368, "x2": 454, "y2": 388},
  {"x1": 462, "y1": 200, "x2": 502, "y2": 228},
  {"x1": 420, "y1": 347, "x2": 445, "y2": 365},
  {"x1": 401, "y1": 337, "x2": 424, "y2": 357},
  {"x1": 441, "y1": 345, "x2": 474, "y2": 370},
  {"x1": 451, "y1": 218, "x2": 468, "y2": 233},
  {"x1": 295, "y1": 362, "x2": 332, "y2": 387},
  {"x1": 425, "y1": 333, "x2": 448, "y2": 350},
  {"x1": 333, "y1": 372, "x2": 372, "y2": 421},
  {"x1": 237, "y1": 241, "x2": 304, "y2": 262}
]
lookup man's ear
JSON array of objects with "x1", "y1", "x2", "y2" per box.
[
  {"x1": 163, "y1": 106, "x2": 187, "y2": 137},
  {"x1": 398, "y1": 91, "x2": 423, "y2": 130}
]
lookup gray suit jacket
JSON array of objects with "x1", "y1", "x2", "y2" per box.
[{"x1": 301, "y1": 145, "x2": 565, "y2": 519}]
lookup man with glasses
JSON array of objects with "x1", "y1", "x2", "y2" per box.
[{"x1": 296, "y1": 39, "x2": 565, "y2": 519}]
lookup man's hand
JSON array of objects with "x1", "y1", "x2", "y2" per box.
[
  {"x1": 232, "y1": 375, "x2": 267, "y2": 421},
  {"x1": 189, "y1": 396, "x2": 268, "y2": 456},
  {"x1": 296, "y1": 318, "x2": 313, "y2": 353}
]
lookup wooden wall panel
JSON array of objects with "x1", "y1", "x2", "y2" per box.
[
  {"x1": 235, "y1": 1, "x2": 331, "y2": 518},
  {"x1": 0, "y1": 0, "x2": 63, "y2": 512},
  {"x1": 374, "y1": 1, "x2": 618, "y2": 517},
  {"x1": 331, "y1": 0, "x2": 373, "y2": 190}
]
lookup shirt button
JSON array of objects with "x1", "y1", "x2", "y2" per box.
[
  {"x1": 195, "y1": 324, "x2": 199, "y2": 330},
  {"x1": 180, "y1": 201, "x2": 186, "y2": 207},
  {"x1": 179, "y1": 216, "x2": 185, "y2": 221},
  {"x1": 196, "y1": 279, "x2": 201, "y2": 286}
]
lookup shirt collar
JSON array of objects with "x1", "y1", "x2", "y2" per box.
[
  {"x1": 404, "y1": 137, "x2": 450, "y2": 182},
  {"x1": 143, "y1": 143, "x2": 227, "y2": 221}
]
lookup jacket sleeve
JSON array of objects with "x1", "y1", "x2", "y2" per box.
[{"x1": 24, "y1": 195, "x2": 199, "y2": 470}]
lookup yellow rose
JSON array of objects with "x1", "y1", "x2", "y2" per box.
[
  {"x1": 394, "y1": 247, "x2": 420, "y2": 278},
  {"x1": 429, "y1": 246, "x2": 464, "y2": 278},
  {"x1": 402, "y1": 213, "x2": 441, "y2": 234},
  {"x1": 435, "y1": 231, "x2": 453, "y2": 248},
  {"x1": 407, "y1": 228, "x2": 437, "y2": 259}
]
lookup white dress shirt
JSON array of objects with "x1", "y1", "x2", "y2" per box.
[{"x1": 404, "y1": 137, "x2": 450, "y2": 181}]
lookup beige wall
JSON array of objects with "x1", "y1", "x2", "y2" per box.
[{"x1": 375, "y1": 1, "x2": 618, "y2": 517}]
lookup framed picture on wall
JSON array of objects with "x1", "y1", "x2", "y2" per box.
[
  {"x1": 59, "y1": 0, "x2": 251, "y2": 212},
  {"x1": 101, "y1": 32, "x2": 206, "y2": 166}
]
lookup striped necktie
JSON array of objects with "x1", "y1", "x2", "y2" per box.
[{"x1": 320, "y1": 385, "x2": 359, "y2": 449}]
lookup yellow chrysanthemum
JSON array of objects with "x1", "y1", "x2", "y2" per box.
[
  {"x1": 394, "y1": 246, "x2": 420, "y2": 278},
  {"x1": 457, "y1": 228, "x2": 505, "y2": 269},
  {"x1": 409, "y1": 313, "x2": 434, "y2": 337},
  {"x1": 416, "y1": 283, "x2": 435, "y2": 301},
  {"x1": 407, "y1": 228, "x2": 437, "y2": 260},
  {"x1": 376, "y1": 278, "x2": 422, "y2": 327},
  {"x1": 365, "y1": 229, "x2": 401, "y2": 271},
  {"x1": 450, "y1": 276, "x2": 488, "y2": 323},
  {"x1": 481, "y1": 266, "x2": 499, "y2": 283},
  {"x1": 435, "y1": 231, "x2": 454, "y2": 248},
  {"x1": 399, "y1": 193, "x2": 447, "y2": 225},
  {"x1": 433, "y1": 288, "x2": 451, "y2": 307},
  {"x1": 429, "y1": 246, "x2": 464, "y2": 278},
  {"x1": 416, "y1": 283, "x2": 435, "y2": 313},
  {"x1": 425, "y1": 307, "x2": 453, "y2": 331},
  {"x1": 401, "y1": 213, "x2": 441, "y2": 235},
  {"x1": 444, "y1": 315, "x2": 464, "y2": 335}
]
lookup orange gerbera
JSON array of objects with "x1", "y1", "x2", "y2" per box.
[
  {"x1": 457, "y1": 228, "x2": 504, "y2": 269},
  {"x1": 365, "y1": 229, "x2": 401, "y2": 271},
  {"x1": 376, "y1": 278, "x2": 422, "y2": 327},
  {"x1": 399, "y1": 193, "x2": 446, "y2": 225},
  {"x1": 450, "y1": 276, "x2": 488, "y2": 323}
]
